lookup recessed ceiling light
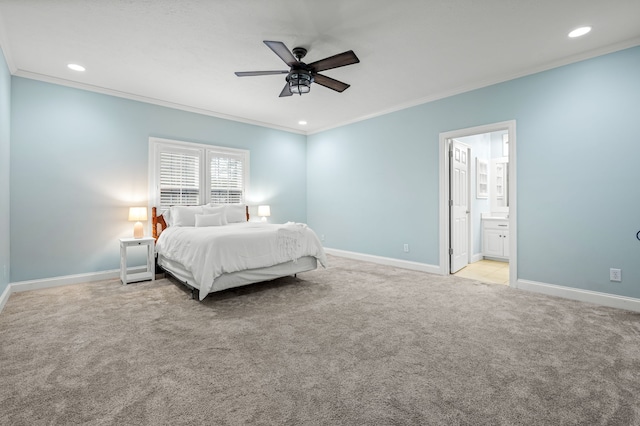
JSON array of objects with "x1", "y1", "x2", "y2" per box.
[
  {"x1": 298, "y1": 120, "x2": 307, "y2": 126},
  {"x1": 67, "y1": 63, "x2": 86, "y2": 72},
  {"x1": 568, "y1": 26, "x2": 591, "y2": 38}
]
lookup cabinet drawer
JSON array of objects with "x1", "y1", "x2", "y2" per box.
[{"x1": 483, "y1": 220, "x2": 509, "y2": 230}]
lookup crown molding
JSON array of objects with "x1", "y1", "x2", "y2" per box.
[
  {"x1": 5, "y1": 36, "x2": 640, "y2": 137},
  {"x1": 12, "y1": 69, "x2": 307, "y2": 136},
  {"x1": 307, "y1": 38, "x2": 640, "y2": 135}
]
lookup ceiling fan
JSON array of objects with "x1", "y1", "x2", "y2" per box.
[{"x1": 234, "y1": 40, "x2": 360, "y2": 97}]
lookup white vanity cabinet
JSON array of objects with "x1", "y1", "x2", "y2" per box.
[{"x1": 482, "y1": 218, "x2": 509, "y2": 260}]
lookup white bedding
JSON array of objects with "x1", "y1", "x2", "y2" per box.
[{"x1": 156, "y1": 222, "x2": 327, "y2": 300}]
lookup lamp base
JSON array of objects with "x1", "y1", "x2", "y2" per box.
[{"x1": 133, "y1": 221, "x2": 144, "y2": 238}]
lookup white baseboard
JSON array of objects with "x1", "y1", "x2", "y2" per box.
[
  {"x1": 470, "y1": 253, "x2": 484, "y2": 263},
  {"x1": 4, "y1": 259, "x2": 638, "y2": 316},
  {"x1": 0, "y1": 284, "x2": 11, "y2": 314},
  {"x1": 0, "y1": 267, "x2": 154, "y2": 315},
  {"x1": 324, "y1": 248, "x2": 441, "y2": 275},
  {"x1": 324, "y1": 248, "x2": 640, "y2": 313},
  {"x1": 516, "y1": 279, "x2": 640, "y2": 313},
  {"x1": 10, "y1": 269, "x2": 121, "y2": 294}
]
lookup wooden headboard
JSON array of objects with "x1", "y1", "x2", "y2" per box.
[
  {"x1": 152, "y1": 205, "x2": 250, "y2": 241},
  {"x1": 151, "y1": 207, "x2": 167, "y2": 241}
]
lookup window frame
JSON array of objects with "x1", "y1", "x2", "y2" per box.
[{"x1": 148, "y1": 137, "x2": 250, "y2": 211}]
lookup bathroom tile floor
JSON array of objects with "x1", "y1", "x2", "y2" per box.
[{"x1": 454, "y1": 259, "x2": 509, "y2": 285}]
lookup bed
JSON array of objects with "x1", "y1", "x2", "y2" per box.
[{"x1": 152, "y1": 205, "x2": 327, "y2": 300}]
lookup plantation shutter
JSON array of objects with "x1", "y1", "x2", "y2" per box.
[
  {"x1": 151, "y1": 138, "x2": 248, "y2": 210},
  {"x1": 159, "y1": 151, "x2": 200, "y2": 209},
  {"x1": 210, "y1": 154, "x2": 244, "y2": 204}
]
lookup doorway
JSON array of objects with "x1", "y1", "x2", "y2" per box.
[{"x1": 438, "y1": 121, "x2": 517, "y2": 286}]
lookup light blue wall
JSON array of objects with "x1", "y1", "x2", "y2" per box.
[
  {"x1": 307, "y1": 111, "x2": 441, "y2": 263},
  {"x1": 308, "y1": 46, "x2": 640, "y2": 299},
  {"x1": 10, "y1": 78, "x2": 306, "y2": 282},
  {"x1": 8, "y1": 46, "x2": 640, "y2": 300},
  {"x1": 0, "y1": 47, "x2": 10, "y2": 294},
  {"x1": 306, "y1": 87, "x2": 510, "y2": 264}
]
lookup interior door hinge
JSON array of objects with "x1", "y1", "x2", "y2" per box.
[
  {"x1": 449, "y1": 199, "x2": 453, "y2": 207},
  {"x1": 449, "y1": 248, "x2": 453, "y2": 256}
]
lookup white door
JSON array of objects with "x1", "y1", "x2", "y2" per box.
[{"x1": 450, "y1": 140, "x2": 470, "y2": 273}]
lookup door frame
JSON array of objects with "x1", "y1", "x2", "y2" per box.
[{"x1": 438, "y1": 120, "x2": 517, "y2": 286}]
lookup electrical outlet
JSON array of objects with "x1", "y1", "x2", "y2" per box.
[
  {"x1": 610, "y1": 268, "x2": 622, "y2": 282},
  {"x1": 320, "y1": 234, "x2": 325, "y2": 242},
  {"x1": 403, "y1": 244, "x2": 409, "y2": 253}
]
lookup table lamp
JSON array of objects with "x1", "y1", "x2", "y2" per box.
[
  {"x1": 128, "y1": 207, "x2": 148, "y2": 238},
  {"x1": 258, "y1": 205, "x2": 271, "y2": 223}
]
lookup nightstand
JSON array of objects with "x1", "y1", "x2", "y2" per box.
[{"x1": 119, "y1": 237, "x2": 155, "y2": 284}]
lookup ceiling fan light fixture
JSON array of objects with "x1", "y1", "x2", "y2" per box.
[{"x1": 288, "y1": 70, "x2": 313, "y2": 95}]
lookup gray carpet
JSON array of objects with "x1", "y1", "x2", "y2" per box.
[{"x1": 1, "y1": 255, "x2": 640, "y2": 425}]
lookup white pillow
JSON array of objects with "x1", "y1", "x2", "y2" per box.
[
  {"x1": 225, "y1": 204, "x2": 247, "y2": 223},
  {"x1": 160, "y1": 209, "x2": 172, "y2": 226},
  {"x1": 195, "y1": 213, "x2": 226, "y2": 227},
  {"x1": 170, "y1": 205, "x2": 203, "y2": 227},
  {"x1": 202, "y1": 205, "x2": 226, "y2": 215},
  {"x1": 202, "y1": 206, "x2": 228, "y2": 225}
]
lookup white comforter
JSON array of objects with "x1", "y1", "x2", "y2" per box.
[{"x1": 156, "y1": 222, "x2": 327, "y2": 299}]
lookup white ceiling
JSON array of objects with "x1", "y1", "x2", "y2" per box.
[{"x1": 1, "y1": 0, "x2": 639, "y2": 134}]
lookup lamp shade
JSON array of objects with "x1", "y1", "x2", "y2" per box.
[
  {"x1": 128, "y1": 207, "x2": 148, "y2": 222},
  {"x1": 258, "y1": 205, "x2": 271, "y2": 217},
  {"x1": 128, "y1": 207, "x2": 147, "y2": 238}
]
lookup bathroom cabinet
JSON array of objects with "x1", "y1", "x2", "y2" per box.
[{"x1": 482, "y1": 218, "x2": 509, "y2": 260}]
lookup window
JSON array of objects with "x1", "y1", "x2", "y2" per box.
[
  {"x1": 209, "y1": 151, "x2": 244, "y2": 204},
  {"x1": 149, "y1": 138, "x2": 249, "y2": 210},
  {"x1": 159, "y1": 149, "x2": 200, "y2": 207}
]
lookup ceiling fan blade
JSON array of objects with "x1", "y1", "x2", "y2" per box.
[
  {"x1": 313, "y1": 73, "x2": 350, "y2": 92},
  {"x1": 264, "y1": 40, "x2": 297, "y2": 66},
  {"x1": 279, "y1": 83, "x2": 293, "y2": 97},
  {"x1": 308, "y1": 50, "x2": 359, "y2": 73},
  {"x1": 235, "y1": 70, "x2": 289, "y2": 77}
]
